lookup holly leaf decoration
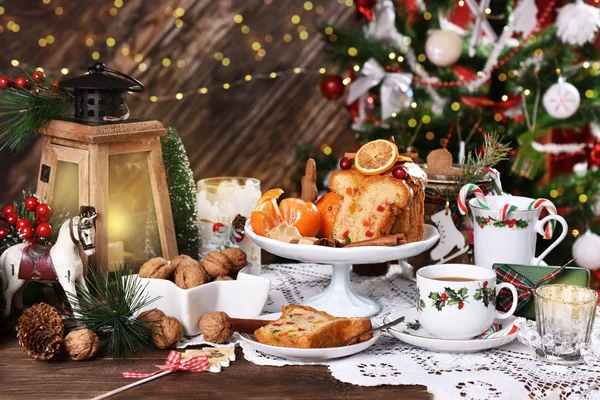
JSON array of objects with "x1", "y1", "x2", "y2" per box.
[{"x1": 516, "y1": 219, "x2": 529, "y2": 229}]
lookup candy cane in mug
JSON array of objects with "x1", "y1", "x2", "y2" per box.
[{"x1": 458, "y1": 184, "x2": 489, "y2": 215}]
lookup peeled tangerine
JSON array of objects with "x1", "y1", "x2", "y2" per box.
[{"x1": 251, "y1": 189, "x2": 321, "y2": 237}]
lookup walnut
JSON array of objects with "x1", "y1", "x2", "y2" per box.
[
  {"x1": 199, "y1": 312, "x2": 233, "y2": 344},
  {"x1": 139, "y1": 257, "x2": 173, "y2": 279},
  {"x1": 64, "y1": 329, "x2": 100, "y2": 361},
  {"x1": 203, "y1": 251, "x2": 232, "y2": 278},
  {"x1": 172, "y1": 255, "x2": 208, "y2": 289},
  {"x1": 137, "y1": 308, "x2": 166, "y2": 323},
  {"x1": 152, "y1": 316, "x2": 183, "y2": 349},
  {"x1": 214, "y1": 276, "x2": 233, "y2": 281},
  {"x1": 222, "y1": 248, "x2": 247, "y2": 273}
]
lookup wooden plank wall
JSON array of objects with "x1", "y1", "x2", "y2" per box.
[{"x1": 0, "y1": 0, "x2": 358, "y2": 206}]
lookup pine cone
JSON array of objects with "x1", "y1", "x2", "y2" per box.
[
  {"x1": 232, "y1": 214, "x2": 247, "y2": 232},
  {"x1": 16, "y1": 303, "x2": 64, "y2": 360}
]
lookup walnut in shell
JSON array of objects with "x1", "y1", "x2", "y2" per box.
[
  {"x1": 214, "y1": 276, "x2": 233, "y2": 281},
  {"x1": 199, "y1": 312, "x2": 233, "y2": 344},
  {"x1": 172, "y1": 255, "x2": 208, "y2": 289},
  {"x1": 152, "y1": 316, "x2": 183, "y2": 349},
  {"x1": 222, "y1": 248, "x2": 247, "y2": 273},
  {"x1": 139, "y1": 257, "x2": 173, "y2": 279},
  {"x1": 203, "y1": 251, "x2": 232, "y2": 278},
  {"x1": 64, "y1": 329, "x2": 100, "y2": 361},
  {"x1": 137, "y1": 308, "x2": 166, "y2": 323}
]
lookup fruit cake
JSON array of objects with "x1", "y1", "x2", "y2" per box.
[
  {"x1": 253, "y1": 305, "x2": 373, "y2": 348},
  {"x1": 328, "y1": 161, "x2": 426, "y2": 244}
]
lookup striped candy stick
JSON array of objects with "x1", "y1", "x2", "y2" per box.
[
  {"x1": 458, "y1": 184, "x2": 489, "y2": 215},
  {"x1": 486, "y1": 167, "x2": 503, "y2": 195},
  {"x1": 498, "y1": 203, "x2": 518, "y2": 221},
  {"x1": 528, "y1": 198, "x2": 557, "y2": 239}
]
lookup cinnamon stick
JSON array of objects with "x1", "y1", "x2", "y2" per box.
[{"x1": 344, "y1": 234, "x2": 406, "y2": 248}]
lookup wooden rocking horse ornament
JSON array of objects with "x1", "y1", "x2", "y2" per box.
[{"x1": 1, "y1": 206, "x2": 97, "y2": 317}]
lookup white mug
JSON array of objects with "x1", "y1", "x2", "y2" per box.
[
  {"x1": 416, "y1": 264, "x2": 518, "y2": 339},
  {"x1": 469, "y1": 195, "x2": 568, "y2": 269}
]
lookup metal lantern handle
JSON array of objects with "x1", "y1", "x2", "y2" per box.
[{"x1": 88, "y1": 62, "x2": 145, "y2": 92}]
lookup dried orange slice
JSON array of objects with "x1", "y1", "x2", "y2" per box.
[{"x1": 354, "y1": 139, "x2": 399, "y2": 175}]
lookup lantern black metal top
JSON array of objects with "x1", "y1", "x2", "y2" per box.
[{"x1": 61, "y1": 62, "x2": 144, "y2": 123}]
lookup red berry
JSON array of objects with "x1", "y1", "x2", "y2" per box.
[
  {"x1": 339, "y1": 157, "x2": 352, "y2": 170},
  {"x1": 3, "y1": 205, "x2": 15, "y2": 216},
  {"x1": 35, "y1": 222, "x2": 53, "y2": 238},
  {"x1": 483, "y1": 280, "x2": 488, "y2": 288},
  {"x1": 0, "y1": 227, "x2": 8, "y2": 239},
  {"x1": 392, "y1": 166, "x2": 408, "y2": 179},
  {"x1": 0, "y1": 76, "x2": 9, "y2": 87},
  {"x1": 5, "y1": 212, "x2": 18, "y2": 225},
  {"x1": 320, "y1": 75, "x2": 345, "y2": 100},
  {"x1": 19, "y1": 225, "x2": 34, "y2": 240},
  {"x1": 32, "y1": 70, "x2": 45, "y2": 83},
  {"x1": 212, "y1": 222, "x2": 225, "y2": 232},
  {"x1": 16, "y1": 218, "x2": 31, "y2": 230},
  {"x1": 35, "y1": 203, "x2": 52, "y2": 222},
  {"x1": 25, "y1": 196, "x2": 39, "y2": 211},
  {"x1": 14, "y1": 76, "x2": 27, "y2": 88},
  {"x1": 458, "y1": 302, "x2": 464, "y2": 310},
  {"x1": 440, "y1": 293, "x2": 448, "y2": 301}
]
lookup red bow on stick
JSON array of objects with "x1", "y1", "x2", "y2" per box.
[{"x1": 123, "y1": 350, "x2": 209, "y2": 378}]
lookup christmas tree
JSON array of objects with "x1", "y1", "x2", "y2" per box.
[
  {"x1": 317, "y1": 0, "x2": 600, "y2": 266},
  {"x1": 161, "y1": 127, "x2": 201, "y2": 259}
]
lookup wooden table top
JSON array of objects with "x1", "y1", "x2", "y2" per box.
[{"x1": 0, "y1": 335, "x2": 431, "y2": 399}]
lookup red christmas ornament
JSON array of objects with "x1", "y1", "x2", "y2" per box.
[
  {"x1": 212, "y1": 222, "x2": 225, "y2": 232},
  {"x1": 25, "y1": 196, "x2": 39, "y2": 211},
  {"x1": 19, "y1": 225, "x2": 34, "y2": 240},
  {"x1": 0, "y1": 227, "x2": 8, "y2": 239},
  {"x1": 320, "y1": 75, "x2": 345, "y2": 100},
  {"x1": 30, "y1": 88, "x2": 39, "y2": 95},
  {"x1": 339, "y1": 157, "x2": 352, "y2": 170},
  {"x1": 14, "y1": 76, "x2": 27, "y2": 88},
  {"x1": 0, "y1": 76, "x2": 9, "y2": 87},
  {"x1": 35, "y1": 203, "x2": 52, "y2": 222},
  {"x1": 355, "y1": 0, "x2": 376, "y2": 21},
  {"x1": 16, "y1": 218, "x2": 31, "y2": 230},
  {"x1": 31, "y1": 70, "x2": 45, "y2": 83},
  {"x1": 3, "y1": 205, "x2": 15, "y2": 216},
  {"x1": 590, "y1": 141, "x2": 600, "y2": 168},
  {"x1": 5, "y1": 212, "x2": 18, "y2": 226},
  {"x1": 233, "y1": 231, "x2": 245, "y2": 242},
  {"x1": 50, "y1": 80, "x2": 60, "y2": 91},
  {"x1": 392, "y1": 166, "x2": 408, "y2": 179},
  {"x1": 36, "y1": 222, "x2": 53, "y2": 238}
]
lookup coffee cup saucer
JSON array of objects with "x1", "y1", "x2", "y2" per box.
[{"x1": 383, "y1": 307, "x2": 519, "y2": 353}]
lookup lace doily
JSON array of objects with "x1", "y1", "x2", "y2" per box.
[{"x1": 234, "y1": 263, "x2": 600, "y2": 400}]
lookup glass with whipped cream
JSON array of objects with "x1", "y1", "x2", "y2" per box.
[
  {"x1": 534, "y1": 284, "x2": 598, "y2": 364},
  {"x1": 197, "y1": 177, "x2": 262, "y2": 274}
]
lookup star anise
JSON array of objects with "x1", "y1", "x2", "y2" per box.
[{"x1": 314, "y1": 238, "x2": 344, "y2": 248}]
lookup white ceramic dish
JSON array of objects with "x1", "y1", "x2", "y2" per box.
[
  {"x1": 237, "y1": 313, "x2": 380, "y2": 361},
  {"x1": 245, "y1": 221, "x2": 439, "y2": 317},
  {"x1": 135, "y1": 266, "x2": 270, "y2": 336},
  {"x1": 245, "y1": 221, "x2": 440, "y2": 264},
  {"x1": 384, "y1": 308, "x2": 519, "y2": 353}
]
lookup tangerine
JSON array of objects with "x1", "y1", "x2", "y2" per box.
[
  {"x1": 250, "y1": 188, "x2": 321, "y2": 237},
  {"x1": 316, "y1": 192, "x2": 342, "y2": 238}
]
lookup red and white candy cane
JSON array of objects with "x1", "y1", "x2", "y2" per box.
[
  {"x1": 486, "y1": 167, "x2": 503, "y2": 195},
  {"x1": 528, "y1": 198, "x2": 557, "y2": 239},
  {"x1": 458, "y1": 184, "x2": 489, "y2": 215},
  {"x1": 498, "y1": 203, "x2": 518, "y2": 221}
]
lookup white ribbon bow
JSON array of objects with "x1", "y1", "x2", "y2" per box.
[{"x1": 346, "y1": 58, "x2": 413, "y2": 120}]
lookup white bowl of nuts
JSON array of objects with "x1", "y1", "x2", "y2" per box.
[{"x1": 134, "y1": 248, "x2": 271, "y2": 336}]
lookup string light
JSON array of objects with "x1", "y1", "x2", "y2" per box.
[
  {"x1": 348, "y1": 47, "x2": 358, "y2": 56},
  {"x1": 121, "y1": 47, "x2": 130, "y2": 56},
  {"x1": 174, "y1": 19, "x2": 183, "y2": 28},
  {"x1": 222, "y1": 83, "x2": 230, "y2": 89},
  {"x1": 299, "y1": 31, "x2": 308, "y2": 40},
  {"x1": 222, "y1": 58, "x2": 231, "y2": 66},
  {"x1": 304, "y1": 1, "x2": 313, "y2": 10},
  {"x1": 55, "y1": 7, "x2": 63, "y2": 15},
  {"x1": 162, "y1": 58, "x2": 171, "y2": 67},
  {"x1": 114, "y1": 0, "x2": 123, "y2": 8},
  {"x1": 138, "y1": 62, "x2": 147, "y2": 71},
  {"x1": 91, "y1": 51, "x2": 100, "y2": 60},
  {"x1": 270, "y1": 72, "x2": 277, "y2": 78},
  {"x1": 109, "y1": 8, "x2": 118, "y2": 16},
  {"x1": 234, "y1": 14, "x2": 243, "y2": 23},
  {"x1": 61, "y1": 68, "x2": 69, "y2": 74},
  {"x1": 291, "y1": 15, "x2": 300, "y2": 24},
  {"x1": 283, "y1": 34, "x2": 292, "y2": 42},
  {"x1": 177, "y1": 60, "x2": 186, "y2": 68},
  {"x1": 265, "y1": 35, "x2": 273, "y2": 43},
  {"x1": 11, "y1": 59, "x2": 19, "y2": 67},
  {"x1": 175, "y1": 92, "x2": 183, "y2": 100},
  {"x1": 174, "y1": 7, "x2": 185, "y2": 17},
  {"x1": 134, "y1": 53, "x2": 144, "y2": 62},
  {"x1": 106, "y1": 37, "x2": 116, "y2": 47},
  {"x1": 342, "y1": 77, "x2": 351, "y2": 85},
  {"x1": 85, "y1": 38, "x2": 94, "y2": 47}
]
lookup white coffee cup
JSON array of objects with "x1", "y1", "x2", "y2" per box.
[
  {"x1": 469, "y1": 195, "x2": 568, "y2": 269},
  {"x1": 416, "y1": 264, "x2": 518, "y2": 340}
]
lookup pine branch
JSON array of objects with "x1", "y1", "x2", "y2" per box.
[
  {"x1": 460, "y1": 134, "x2": 511, "y2": 189},
  {"x1": 67, "y1": 268, "x2": 159, "y2": 359}
]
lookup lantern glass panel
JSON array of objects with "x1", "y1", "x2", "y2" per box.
[
  {"x1": 108, "y1": 152, "x2": 160, "y2": 270},
  {"x1": 53, "y1": 161, "x2": 79, "y2": 216}
]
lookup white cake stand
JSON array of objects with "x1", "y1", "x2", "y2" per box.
[{"x1": 245, "y1": 222, "x2": 439, "y2": 317}]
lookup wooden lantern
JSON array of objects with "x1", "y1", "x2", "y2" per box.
[{"x1": 35, "y1": 63, "x2": 178, "y2": 271}]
